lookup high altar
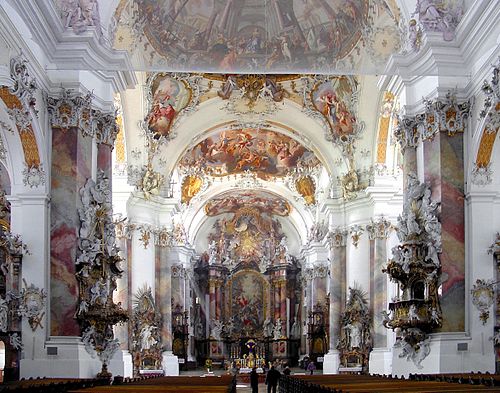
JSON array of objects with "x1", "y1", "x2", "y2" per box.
[{"x1": 190, "y1": 205, "x2": 307, "y2": 366}]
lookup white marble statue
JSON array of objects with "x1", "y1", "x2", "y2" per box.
[
  {"x1": 208, "y1": 240, "x2": 218, "y2": 265},
  {"x1": 263, "y1": 317, "x2": 274, "y2": 338},
  {"x1": 290, "y1": 317, "x2": 301, "y2": 339},
  {"x1": 408, "y1": 304, "x2": 420, "y2": 321},
  {"x1": 90, "y1": 279, "x2": 108, "y2": 305},
  {"x1": 9, "y1": 332, "x2": 23, "y2": 350},
  {"x1": 273, "y1": 318, "x2": 283, "y2": 340},
  {"x1": 347, "y1": 321, "x2": 362, "y2": 349},
  {"x1": 140, "y1": 324, "x2": 158, "y2": 350},
  {"x1": 211, "y1": 320, "x2": 224, "y2": 341}
]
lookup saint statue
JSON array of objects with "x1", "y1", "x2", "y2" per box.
[
  {"x1": 346, "y1": 321, "x2": 362, "y2": 349},
  {"x1": 140, "y1": 324, "x2": 157, "y2": 350},
  {"x1": 290, "y1": 317, "x2": 301, "y2": 339},
  {"x1": 263, "y1": 317, "x2": 274, "y2": 338}
]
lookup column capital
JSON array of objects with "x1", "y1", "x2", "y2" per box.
[
  {"x1": 366, "y1": 217, "x2": 392, "y2": 240},
  {"x1": 395, "y1": 91, "x2": 471, "y2": 152},
  {"x1": 47, "y1": 88, "x2": 118, "y2": 144},
  {"x1": 326, "y1": 227, "x2": 348, "y2": 248}
]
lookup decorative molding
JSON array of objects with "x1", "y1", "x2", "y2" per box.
[
  {"x1": 114, "y1": 218, "x2": 133, "y2": 240},
  {"x1": 0, "y1": 119, "x2": 15, "y2": 135},
  {"x1": 349, "y1": 225, "x2": 365, "y2": 248},
  {"x1": 474, "y1": 58, "x2": 500, "y2": 180},
  {"x1": 18, "y1": 279, "x2": 46, "y2": 331},
  {"x1": 7, "y1": 107, "x2": 32, "y2": 134},
  {"x1": 9, "y1": 332, "x2": 23, "y2": 350},
  {"x1": 307, "y1": 221, "x2": 329, "y2": 244},
  {"x1": 9, "y1": 54, "x2": 37, "y2": 108},
  {"x1": 138, "y1": 225, "x2": 152, "y2": 249},
  {"x1": 22, "y1": 163, "x2": 46, "y2": 188},
  {"x1": 127, "y1": 161, "x2": 164, "y2": 200},
  {"x1": 171, "y1": 264, "x2": 186, "y2": 279},
  {"x1": 233, "y1": 170, "x2": 263, "y2": 189},
  {"x1": 471, "y1": 162, "x2": 493, "y2": 186},
  {"x1": 0, "y1": 295, "x2": 9, "y2": 333},
  {"x1": 470, "y1": 279, "x2": 494, "y2": 324},
  {"x1": 366, "y1": 217, "x2": 392, "y2": 240},
  {"x1": 421, "y1": 92, "x2": 471, "y2": 139},
  {"x1": 338, "y1": 167, "x2": 372, "y2": 201},
  {"x1": 0, "y1": 134, "x2": 7, "y2": 160},
  {"x1": 479, "y1": 57, "x2": 500, "y2": 127},
  {"x1": 219, "y1": 75, "x2": 285, "y2": 116},
  {"x1": 312, "y1": 264, "x2": 329, "y2": 279},
  {"x1": 488, "y1": 232, "x2": 500, "y2": 255},
  {"x1": 0, "y1": 230, "x2": 29, "y2": 255},
  {"x1": 395, "y1": 329, "x2": 430, "y2": 369},
  {"x1": 394, "y1": 117, "x2": 419, "y2": 152},
  {"x1": 93, "y1": 110, "x2": 118, "y2": 147}
]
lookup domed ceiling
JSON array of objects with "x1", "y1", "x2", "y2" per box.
[{"x1": 112, "y1": 0, "x2": 403, "y2": 73}]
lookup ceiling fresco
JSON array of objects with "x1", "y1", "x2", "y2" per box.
[
  {"x1": 310, "y1": 76, "x2": 360, "y2": 141},
  {"x1": 205, "y1": 206, "x2": 293, "y2": 270},
  {"x1": 177, "y1": 128, "x2": 321, "y2": 179},
  {"x1": 112, "y1": 0, "x2": 403, "y2": 73},
  {"x1": 204, "y1": 190, "x2": 291, "y2": 217},
  {"x1": 147, "y1": 74, "x2": 192, "y2": 140}
]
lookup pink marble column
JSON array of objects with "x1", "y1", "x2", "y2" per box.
[
  {"x1": 215, "y1": 280, "x2": 222, "y2": 321},
  {"x1": 403, "y1": 147, "x2": 417, "y2": 191},
  {"x1": 209, "y1": 278, "x2": 216, "y2": 322},
  {"x1": 327, "y1": 231, "x2": 347, "y2": 352},
  {"x1": 280, "y1": 279, "x2": 287, "y2": 323},
  {"x1": 50, "y1": 125, "x2": 92, "y2": 336},
  {"x1": 97, "y1": 143, "x2": 112, "y2": 180},
  {"x1": 274, "y1": 279, "x2": 280, "y2": 321},
  {"x1": 423, "y1": 132, "x2": 465, "y2": 332},
  {"x1": 115, "y1": 234, "x2": 129, "y2": 349}
]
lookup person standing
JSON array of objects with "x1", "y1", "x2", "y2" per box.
[
  {"x1": 265, "y1": 365, "x2": 281, "y2": 393},
  {"x1": 307, "y1": 360, "x2": 316, "y2": 375},
  {"x1": 250, "y1": 367, "x2": 259, "y2": 393},
  {"x1": 283, "y1": 365, "x2": 291, "y2": 376}
]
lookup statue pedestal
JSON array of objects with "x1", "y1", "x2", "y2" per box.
[
  {"x1": 162, "y1": 351, "x2": 179, "y2": 376},
  {"x1": 323, "y1": 350, "x2": 340, "y2": 374}
]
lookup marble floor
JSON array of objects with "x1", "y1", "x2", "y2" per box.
[
  {"x1": 235, "y1": 381, "x2": 266, "y2": 393},
  {"x1": 180, "y1": 367, "x2": 312, "y2": 392}
]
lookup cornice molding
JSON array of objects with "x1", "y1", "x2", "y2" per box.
[{"x1": 7, "y1": 0, "x2": 136, "y2": 92}]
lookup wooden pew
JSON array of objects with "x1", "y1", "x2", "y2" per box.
[
  {"x1": 69, "y1": 375, "x2": 236, "y2": 393},
  {"x1": 280, "y1": 374, "x2": 500, "y2": 393}
]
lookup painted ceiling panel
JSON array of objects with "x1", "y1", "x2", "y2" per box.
[
  {"x1": 177, "y1": 127, "x2": 321, "y2": 179},
  {"x1": 111, "y1": 0, "x2": 403, "y2": 73},
  {"x1": 204, "y1": 190, "x2": 291, "y2": 217}
]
